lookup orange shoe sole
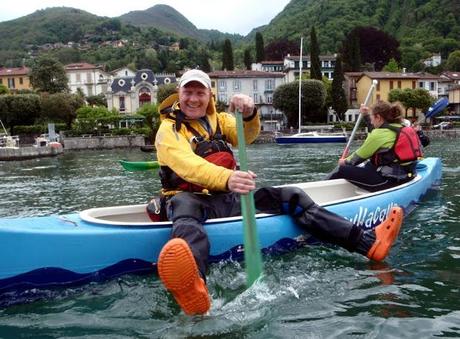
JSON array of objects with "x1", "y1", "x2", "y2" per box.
[
  {"x1": 157, "y1": 238, "x2": 210, "y2": 315},
  {"x1": 367, "y1": 206, "x2": 403, "y2": 261}
]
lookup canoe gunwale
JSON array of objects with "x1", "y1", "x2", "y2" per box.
[{"x1": 79, "y1": 174, "x2": 424, "y2": 228}]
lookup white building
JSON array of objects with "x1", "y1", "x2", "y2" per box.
[
  {"x1": 283, "y1": 54, "x2": 337, "y2": 83},
  {"x1": 208, "y1": 70, "x2": 286, "y2": 130},
  {"x1": 106, "y1": 69, "x2": 176, "y2": 114},
  {"x1": 65, "y1": 63, "x2": 111, "y2": 96}
]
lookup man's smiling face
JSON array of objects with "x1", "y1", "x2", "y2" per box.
[{"x1": 178, "y1": 81, "x2": 211, "y2": 119}]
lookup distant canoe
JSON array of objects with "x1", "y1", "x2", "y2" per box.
[{"x1": 119, "y1": 160, "x2": 159, "y2": 171}]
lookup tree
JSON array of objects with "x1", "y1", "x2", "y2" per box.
[
  {"x1": 331, "y1": 56, "x2": 348, "y2": 121},
  {"x1": 41, "y1": 93, "x2": 85, "y2": 128},
  {"x1": 383, "y1": 58, "x2": 400, "y2": 72},
  {"x1": 157, "y1": 83, "x2": 177, "y2": 104},
  {"x1": 388, "y1": 88, "x2": 433, "y2": 118},
  {"x1": 273, "y1": 79, "x2": 326, "y2": 128},
  {"x1": 309, "y1": 27, "x2": 322, "y2": 80},
  {"x1": 255, "y1": 32, "x2": 265, "y2": 62},
  {"x1": 341, "y1": 31, "x2": 361, "y2": 71},
  {"x1": 86, "y1": 94, "x2": 107, "y2": 107},
  {"x1": 446, "y1": 50, "x2": 460, "y2": 71},
  {"x1": 0, "y1": 94, "x2": 41, "y2": 134},
  {"x1": 341, "y1": 26, "x2": 400, "y2": 71},
  {"x1": 0, "y1": 84, "x2": 9, "y2": 95},
  {"x1": 264, "y1": 39, "x2": 299, "y2": 61},
  {"x1": 72, "y1": 105, "x2": 120, "y2": 134},
  {"x1": 137, "y1": 103, "x2": 159, "y2": 143},
  {"x1": 243, "y1": 49, "x2": 252, "y2": 70},
  {"x1": 30, "y1": 56, "x2": 69, "y2": 93},
  {"x1": 222, "y1": 39, "x2": 234, "y2": 71}
]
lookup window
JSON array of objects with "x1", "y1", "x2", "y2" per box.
[
  {"x1": 76, "y1": 73, "x2": 81, "y2": 82},
  {"x1": 0, "y1": 78, "x2": 3, "y2": 84},
  {"x1": 86, "y1": 72, "x2": 91, "y2": 83},
  {"x1": 430, "y1": 82, "x2": 435, "y2": 91},
  {"x1": 412, "y1": 80, "x2": 416, "y2": 89},
  {"x1": 266, "y1": 94, "x2": 273, "y2": 104},
  {"x1": 119, "y1": 96, "x2": 125, "y2": 112},
  {"x1": 419, "y1": 81, "x2": 424, "y2": 88},
  {"x1": 253, "y1": 93, "x2": 259, "y2": 103},
  {"x1": 7, "y1": 78, "x2": 15, "y2": 89},
  {"x1": 19, "y1": 77, "x2": 23, "y2": 85},
  {"x1": 397, "y1": 80, "x2": 401, "y2": 89},
  {"x1": 253, "y1": 80, "x2": 258, "y2": 91},
  {"x1": 265, "y1": 79, "x2": 273, "y2": 90},
  {"x1": 218, "y1": 93, "x2": 227, "y2": 103},
  {"x1": 233, "y1": 80, "x2": 241, "y2": 91},
  {"x1": 218, "y1": 80, "x2": 227, "y2": 91},
  {"x1": 390, "y1": 81, "x2": 394, "y2": 90}
]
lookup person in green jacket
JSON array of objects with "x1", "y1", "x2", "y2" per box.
[{"x1": 328, "y1": 101, "x2": 422, "y2": 192}]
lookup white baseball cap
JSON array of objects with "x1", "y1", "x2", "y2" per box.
[{"x1": 179, "y1": 69, "x2": 211, "y2": 89}]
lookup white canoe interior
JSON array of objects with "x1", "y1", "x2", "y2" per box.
[{"x1": 80, "y1": 176, "x2": 420, "y2": 226}]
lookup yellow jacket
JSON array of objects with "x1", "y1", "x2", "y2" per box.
[{"x1": 155, "y1": 93, "x2": 260, "y2": 192}]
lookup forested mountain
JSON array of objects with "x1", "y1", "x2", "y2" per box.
[
  {"x1": 0, "y1": 1, "x2": 459, "y2": 72},
  {"x1": 0, "y1": 7, "x2": 107, "y2": 50},
  {"x1": 119, "y1": 5, "x2": 241, "y2": 43},
  {"x1": 254, "y1": 0, "x2": 460, "y2": 61}
]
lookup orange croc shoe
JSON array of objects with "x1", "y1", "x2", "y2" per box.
[
  {"x1": 158, "y1": 238, "x2": 210, "y2": 315},
  {"x1": 367, "y1": 206, "x2": 403, "y2": 261}
]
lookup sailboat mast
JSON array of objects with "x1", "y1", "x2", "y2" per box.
[{"x1": 298, "y1": 37, "x2": 303, "y2": 134}]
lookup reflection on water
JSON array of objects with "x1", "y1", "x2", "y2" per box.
[{"x1": 0, "y1": 142, "x2": 459, "y2": 337}]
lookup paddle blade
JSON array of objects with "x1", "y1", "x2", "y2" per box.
[
  {"x1": 119, "y1": 160, "x2": 159, "y2": 171},
  {"x1": 235, "y1": 110, "x2": 263, "y2": 287}
]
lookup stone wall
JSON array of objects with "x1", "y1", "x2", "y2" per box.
[
  {"x1": 0, "y1": 144, "x2": 63, "y2": 161},
  {"x1": 62, "y1": 135, "x2": 145, "y2": 150}
]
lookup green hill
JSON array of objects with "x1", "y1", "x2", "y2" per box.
[
  {"x1": 118, "y1": 4, "x2": 241, "y2": 43},
  {"x1": 0, "y1": 7, "x2": 106, "y2": 50},
  {"x1": 254, "y1": 0, "x2": 460, "y2": 55}
]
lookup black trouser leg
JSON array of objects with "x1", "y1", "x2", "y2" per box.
[
  {"x1": 328, "y1": 163, "x2": 394, "y2": 192},
  {"x1": 167, "y1": 192, "x2": 210, "y2": 279},
  {"x1": 254, "y1": 186, "x2": 373, "y2": 254}
]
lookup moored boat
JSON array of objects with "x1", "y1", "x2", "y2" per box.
[
  {"x1": 275, "y1": 131, "x2": 347, "y2": 144},
  {"x1": 0, "y1": 157, "x2": 442, "y2": 303}
]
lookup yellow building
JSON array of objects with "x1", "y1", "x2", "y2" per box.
[
  {"x1": 356, "y1": 72, "x2": 441, "y2": 118},
  {"x1": 0, "y1": 66, "x2": 32, "y2": 91}
]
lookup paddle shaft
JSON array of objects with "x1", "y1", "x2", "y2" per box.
[
  {"x1": 235, "y1": 110, "x2": 263, "y2": 287},
  {"x1": 340, "y1": 81, "x2": 377, "y2": 159}
]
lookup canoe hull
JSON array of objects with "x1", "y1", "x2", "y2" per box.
[
  {"x1": 0, "y1": 158, "x2": 442, "y2": 302},
  {"x1": 275, "y1": 136, "x2": 347, "y2": 144}
]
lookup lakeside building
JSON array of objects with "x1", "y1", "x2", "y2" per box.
[
  {"x1": 0, "y1": 66, "x2": 32, "y2": 92},
  {"x1": 208, "y1": 70, "x2": 286, "y2": 131},
  {"x1": 283, "y1": 54, "x2": 336, "y2": 82},
  {"x1": 65, "y1": 63, "x2": 111, "y2": 97},
  {"x1": 106, "y1": 69, "x2": 176, "y2": 114}
]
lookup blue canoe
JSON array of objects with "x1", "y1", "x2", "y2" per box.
[
  {"x1": 0, "y1": 158, "x2": 442, "y2": 302},
  {"x1": 275, "y1": 132, "x2": 347, "y2": 144}
]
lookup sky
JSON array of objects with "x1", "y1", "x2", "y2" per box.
[{"x1": 0, "y1": 0, "x2": 291, "y2": 35}]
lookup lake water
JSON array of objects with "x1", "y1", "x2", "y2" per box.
[{"x1": 0, "y1": 141, "x2": 459, "y2": 338}]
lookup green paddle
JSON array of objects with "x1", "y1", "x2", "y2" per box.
[
  {"x1": 119, "y1": 160, "x2": 159, "y2": 171},
  {"x1": 235, "y1": 109, "x2": 263, "y2": 287}
]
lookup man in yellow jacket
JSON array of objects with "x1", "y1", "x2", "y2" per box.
[{"x1": 155, "y1": 69, "x2": 404, "y2": 316}]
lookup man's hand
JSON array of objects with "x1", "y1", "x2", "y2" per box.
[
  {"x1": 227, "y1": 170, "x2": 257, "y2": 194},
  {"x1": 229, "y1": 94, "x2": 255, "y2": 118}
]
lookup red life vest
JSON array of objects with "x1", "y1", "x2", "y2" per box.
[
  {"x1": 372, "y1": 124, "x2": 423, "y2": 166},
  {"x1": 159, "y1": 114, "x2": 236, "y2": 193}
]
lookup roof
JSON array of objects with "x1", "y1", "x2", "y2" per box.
[
  {"x1": 109, "y1": 69, "x2": 177, "y2": 92},
  {"x1": 441, "y1": 72, "x2": 460, "y2": 81},
  {"x1": 0, "y1": 66, "x2": 30, "y2": 76},
  {"x1": 285, "y1": 54, "x2": 337, "y2": 61},
  {"x1": 260, "y1": 60, "x2": 284, "y2": 65},
  {"x1": 359, "y1": 71, "x2": 441, "y2": 81},
  {"x1": 65, "y1": 63, "x2": 103, "y2": 71},
  {"x1": 208, "y1": 70, "x2": 285, "y2": 79}
]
